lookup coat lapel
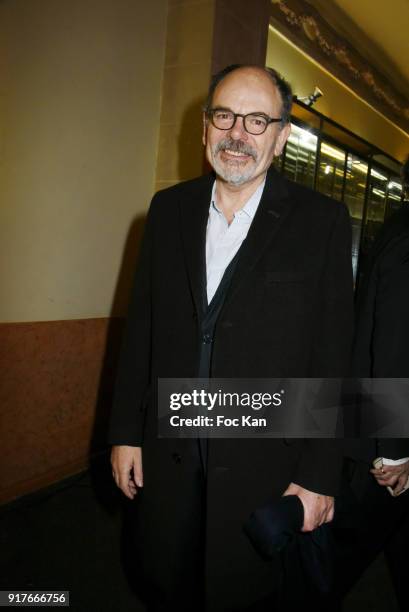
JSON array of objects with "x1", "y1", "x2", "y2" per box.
[
  {"x1": 223, "y1": 168, "x2": 293, "y2": 307},
  {"x1": 179, "y1": 174, "x2": 214, "y2": 316},
  {"x1": 178, "y1": 168, "x2": 293, "y2": 315}
]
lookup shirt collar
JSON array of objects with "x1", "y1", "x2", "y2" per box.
[{"x1": 210, "y1": 176, "x2": 267, "y2": 220}]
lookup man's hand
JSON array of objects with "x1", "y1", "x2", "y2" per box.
[
  {"x1": 111, "y1": 445, "x2": 143, "y2": 500},
  {"x1": 371, "y1": 460, "x2": 409, "y2": 495},
  {"x1": 282, "y1": 482, "x2": 334, "y2": 532}
]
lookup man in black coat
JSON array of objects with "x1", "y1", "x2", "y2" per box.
[
  {"x1": 335, "y1": 158, "x2": 409, "y2": 610},
  {"x1": 108, "y1": 65, "x2": 354, "y2": 611}
]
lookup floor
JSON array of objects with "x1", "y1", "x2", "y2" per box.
[{"x1": 0, "y1": 453, "x2": 398, "y2": 611}]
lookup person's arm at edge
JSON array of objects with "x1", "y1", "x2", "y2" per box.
[
  {"x1": 370, "y1": 246, "x2": 409, "y2": 494},
  {"x1": 108, "y1": 193, "x2": 160, "y2": 499},
  {"x1": 284, "y1": 201, "x2": 354, "y2": 530}
]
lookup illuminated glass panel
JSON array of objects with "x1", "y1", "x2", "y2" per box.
[
  {"x1": 317, "y1": 141, "x2": 345, "y2": 201},
  {"x1": 282, "y1": 124, "x2": 317, "y2": 188},
  {"x1": 274, "y1": 112, "x2": 406, "y2": 281},
  {"x1": 386, "y1": 178, "x2": 403, "y2": 219},
  {"x1": 362, "y1": 167, "x2": 387, "y2": 255},
  {"x1": 344, "y1": 154, "x2": 368, "y2": 279}
]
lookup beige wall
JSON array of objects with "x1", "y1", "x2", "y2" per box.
[
  {"x1": 0, "y1": 0, "x2": 167, "y2": 322},
  {"x1": 155, "y1": 0, "x2": 215, "y2": 192},
  {"x1": 154, "y1": 0, "x2": 270, "y2": 193},
  {"x1": 267, "y1": 26, "x2": 409, "y2": 162}
]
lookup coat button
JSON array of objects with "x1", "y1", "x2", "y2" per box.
[
  {"x1": 172, "y1": 452, "x2": 182, "y2": 464},
  {"x1": 202, "y1": 333, "x2": 212, "y2": 344}
]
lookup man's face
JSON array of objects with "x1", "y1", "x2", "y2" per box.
[{"x1": 203, "y1": 68, "x2": 290, "y2": 187}]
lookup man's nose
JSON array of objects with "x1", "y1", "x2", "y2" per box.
[{"x1": 229, "y1": 116, "x2": 248, "y2": 140}]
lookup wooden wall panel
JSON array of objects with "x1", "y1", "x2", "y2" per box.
[
  {"x1": 211, "y1": 0, "x2": 271, "y2": 74},
  {"x1": 0, "y1": 318, "x2": 123, "y2": 505}
]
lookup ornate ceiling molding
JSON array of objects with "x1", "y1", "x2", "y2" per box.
[{"x1": 271, "y1": 0, "x2": 409, "y2": 133}]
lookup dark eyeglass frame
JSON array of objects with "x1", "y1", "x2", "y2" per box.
[{"x1": 206, "y1": 108, "x2": 283, "y2": 135}]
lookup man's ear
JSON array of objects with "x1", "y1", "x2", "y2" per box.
[
  {"x1": 274, "y1": 122, "x2": 291, "y2": 157},
  {"x1": 202, "y1": 112, "x2": 208, "y2": 146}
]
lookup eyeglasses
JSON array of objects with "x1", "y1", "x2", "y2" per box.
[{"x1": 206, "y1": 108, "x2": 282, "y2": 135}]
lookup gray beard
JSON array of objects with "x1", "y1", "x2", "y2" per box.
[
  {"x1": 211, "y1": 138, "x2": 258, "y2": 185},
  {"x1": 212, "y1": 158, "x2": 256, "y2": 185}
]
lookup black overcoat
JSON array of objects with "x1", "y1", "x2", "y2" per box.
[
  {"x1": 108, "y1": 167, "x2": 354, "y2": 610},
  {"x1": 334, "y1": 206, "x2": 409, "y2": 610},
  {"x1": 349, "y1": 205, "x2": 409, "y2": 462}
]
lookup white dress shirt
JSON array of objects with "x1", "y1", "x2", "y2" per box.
[
  {"x1": 205, "y1": 178, "x2": 266, "y2": 304},
  {"x1": 382, "y1": 457, "x2": 409, "y2": 465}
]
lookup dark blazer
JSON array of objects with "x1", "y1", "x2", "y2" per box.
[
  {"x1": 108, "y1": 167, "x2": 354, "y2": 610},
  {"x1": 348, "y1": 205, "x2": 409, "y2": 462}
]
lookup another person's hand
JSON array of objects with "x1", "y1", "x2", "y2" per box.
[
  {"x1": 111, "y1": 445, "x2": 143, "y2": 500},
  {"x1": 282, "y1": 482, "x2": 334, "y2": 532},
  {"x1": 371, "y1": 460, "x2": 409, "y2": 495}
]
